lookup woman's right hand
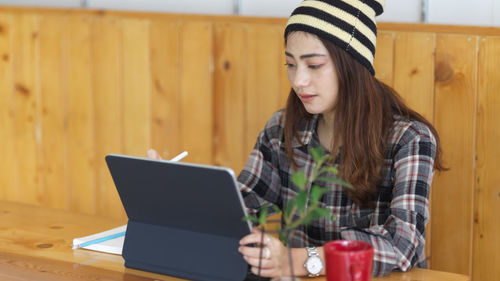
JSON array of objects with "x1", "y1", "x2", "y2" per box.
[{"x1": 146, "y1": 149, "x2": 162, "y2": 160}]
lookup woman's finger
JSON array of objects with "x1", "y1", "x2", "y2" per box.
[
  {"x1": 146, "y1": 149, "x2": 162, "y2": 160},
  {"x1": 243, "y1": 255, "x2": 274, "y2": 269},
  {"x1": 240, "y1": 228, "x2": 273, "y2": 246},
  {"x1": 239, "y1": 233, "x2": 264, "y2": 246},
  {"x1": 239, "y1": 245, "x2": 275, "y2": 259}
]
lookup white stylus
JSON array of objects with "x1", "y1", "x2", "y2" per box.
[{"x1": 170, "y1": 151, "x2": 188, "y2": 162}]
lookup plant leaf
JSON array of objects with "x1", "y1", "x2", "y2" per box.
[
  {"x1": 284, "y1": 197, "x2": 296, "y2": 220},
  {"x1": 292, "y1": 172, "x2": 307, "y2": 190},
  {"x1": 259, "y1": 205, "x2": 269, "y2": 227},
  {"x1": 272, "y1": 205, "x2": 281, "y2": 214},
  {"x1": 316, "y1": 176, "x2": 352, "y2": 188},
  {"x1": 310, "y1": 185, "x2": 328, "y2": 205},
  {"x1": 309, "y1": 147, "x2": 324, "y2": 163},
  {"x1": 242, "y1": 216, "x2": 259, "y2": 223},
  {"x1": 279, "y1": 231, "x2": 287, "y2": 245},
  {"x1": 319, "y1": 166, "x2": 338, "y2": 175},
  {"x1": 302, "y1": 208, "x2": 332, "y2": 225},
  {"x1": 296, "y1": 191, "x2": 307, "y2": 215}
]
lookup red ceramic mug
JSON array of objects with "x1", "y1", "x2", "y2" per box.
[{"x1": 324, "y1": 240, "x2": 374, "y2": 281}]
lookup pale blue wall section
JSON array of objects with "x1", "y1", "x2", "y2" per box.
[
  {"x1": 492, "y1": 0, "x2": 500, "y2": 26},
  {"x1": 377, "y1": 0, "x2": 421, "y2": 23},
  {"x1": 87, "y1": 0, "x2": 234, "y2": 15},
  {"x1": 0, "y1": 0, "x2": 81, "y2": 8},
  {"x1": 428, "y1": 0, "x2": 494, "y2": 26},
  {"x1": 239, "y1": 0, "x2": 301, "y2": 17}
]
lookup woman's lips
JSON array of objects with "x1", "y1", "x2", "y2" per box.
[{"x1": 298, "y1": 94, "x2": 317, "y2": 103}]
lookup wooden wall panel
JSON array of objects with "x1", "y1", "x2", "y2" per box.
[
  {"x1": 474, "y1": 36, "x2": 500, "y2": 281},
  {"x1": 0, "y1": 13, "x2": 16, "y2": 201},
  {"x1": 432, "y1": 35, "x2": 477, "y2": 275},
  {"x1": 150, "y1": 20, "x2": 181, "y2": 160},
  {"x1": 66, "y1": 17, "x2": 95, "y2": 214},
  {"x1": 374, "y1": 31, "x2": 394, "y2": 87},
  {"x1": 39, "y1": 15, "x2": 67, "y2": 210},
  {"x1": 245, "y1": 24, "x2": 284, "y2": 155},
  {"x1": 180, "y1": 22, "x2": 213, "y2": 164},
  {"x1": 393, "y1": 32, "x2": 435, "y2": 121},
  {"x1": 91, "y1": 18, "x2": 125, "y2": 219},
  {"x1": 1, "y1": 9, "x2": 500, "y2": 279},
  {"x1": 213, "y1": 23, "x2": 247, "y2": 173},
  {"x1": 122, "y1": 19, "x2": 151, "y2": 158},
  {"x1": 11, "y1": 14, "x2": 40, "y2": 205}
]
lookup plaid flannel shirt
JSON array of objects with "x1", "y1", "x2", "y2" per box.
[{"x1": 237, "y1": 110, "x2": 436, "y2": 277}]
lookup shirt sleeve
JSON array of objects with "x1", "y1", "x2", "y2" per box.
[
  {"x1": 340, "y1": 125, "x2": 436, "y2": 276},
  {"x1": 237, "y1": 121, "x2": 283, "y2": 217}
]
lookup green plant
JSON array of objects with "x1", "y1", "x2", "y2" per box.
[{"x1": 243, "y1": 146, "x2": 352, "y2": 277}]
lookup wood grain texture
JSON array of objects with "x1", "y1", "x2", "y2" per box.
[
  {"x1": 66, "y1": 16, "x2": 95, "y2": 215},
  {"x1": 180, "y1": 22, "x2": 214, "y2": 164},
  {"x1": 0, "y1": 13, "x2": 16, "y2": 201},
  {"x1": 0, "y1": 252, "x2": 170, "y2": 281},
  {"x1": 379, "y1": 22, "x2": 500, "y2": 37},
  {"x1": 150, "y1": 20, "x2": 181, "y2": 160},
  {"x1": 11, "y1": 14, "x2": 41, "y2": 205},
  {"x1": 474, "y1": 36, "x2": 500, "y2": 281},
  {"x1": 39, "y1": 15, "x2": 67, "y2": 210},
  {"x1": 213, "y1": 23, "x2": 247, "y2": 173},
  {"x1": 245, "y1": 24, "x2": 284, "y2": 156},
  {"x1": 0, "y1": 200, "x2": 470, "y2": 281},
  {"x1": 393, "y1": 32, "x2": 436, "y2": 122},
  {"x1": 431, "y1": 35, "x2": 477, "y2": 275},
  {"x1": 91, "y1": 17, "x2": 125, "y2": 219},
  {"x1": 374, "y1": 31, "x2": 394, "y2": 87},
  {"x1": 122, "y1": 19, "x2": 151, "y2": 157}
]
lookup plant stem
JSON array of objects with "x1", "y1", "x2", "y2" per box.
[
  {"x1": 286, "y1": 230, "x2": 295, "y2": 279},
  {"x1": 258, "y1": 226, "x2": 266, "y2": 276}
]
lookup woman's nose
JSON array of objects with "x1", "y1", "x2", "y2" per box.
[{"x1": 292, "y1": 67, "x2": 310, "y2": 88}]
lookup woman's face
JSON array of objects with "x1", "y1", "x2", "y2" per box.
[{"x1": 285, "y1": 31, "x2": 339, "y2": 117}]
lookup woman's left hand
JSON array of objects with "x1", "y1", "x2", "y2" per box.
[{"x1": 238, "y1": 227, "x2": 289, "y2": 277}]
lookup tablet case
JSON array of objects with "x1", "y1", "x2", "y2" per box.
[{"x1": 105, "y1": 154, "x2": 252, "y2": 281}]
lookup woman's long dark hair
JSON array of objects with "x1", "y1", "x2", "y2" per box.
[{"x1": 284, "y1": 36, "x2": 445, "y2": 206}]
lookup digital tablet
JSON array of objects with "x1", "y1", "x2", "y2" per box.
[{"x1": 105, "y1": 154, "x2": 252, "y2": 281}]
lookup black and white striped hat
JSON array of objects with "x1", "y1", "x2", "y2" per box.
[{"x1": 284, "y1": 0, "x2": 385, "y2": 75}]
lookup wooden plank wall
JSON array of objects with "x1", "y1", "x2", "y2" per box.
[{"x1": 0, "y1": 7, "x2": 499, "y2": 281}]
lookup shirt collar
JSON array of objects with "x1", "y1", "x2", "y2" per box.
[{"x1": 291, "y1": 114, "x2": 320, "y2": 148}]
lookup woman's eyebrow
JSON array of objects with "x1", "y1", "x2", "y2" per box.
[{"x1": 285, "y1": 52, "x2": 326, "y2": 59}]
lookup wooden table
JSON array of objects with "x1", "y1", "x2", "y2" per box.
[{"x1": 0, "y1": 201, "x2": 469, "y2": 281}]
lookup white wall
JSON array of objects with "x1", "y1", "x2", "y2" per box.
[
  {"x1": 495, "y1": 0, "x2": 500, "y2": 26},
  {"x1": 0, "y1": 0, "x2": 499, "y2": 27},
  {"x1": 240, "y1": 0, "x2": 301, "y2": 17},
  {"x1": 427, "y1": 0, "x2": 494, "y2": 26},
  {"x1": 377, "y1": 0, "x2": 421, "y2": 23},
  {"x1": 87, "y1": 0, "x2": 234, "y2": 15},
  {"x1": 0, "y1": 0, "x2": 81, "y2": 8}
]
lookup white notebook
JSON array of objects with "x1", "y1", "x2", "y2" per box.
[{"x1": 72, "y1": 225, "x2": 127, "y2": 255}]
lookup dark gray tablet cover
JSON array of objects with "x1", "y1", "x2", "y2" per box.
[{"x1": 105, "y1": 154, "x2": 252, "y2": 281}]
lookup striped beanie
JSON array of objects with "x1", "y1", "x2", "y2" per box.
[{"x1": 284, "y1": 0, "x2": 385, "y2": 75}]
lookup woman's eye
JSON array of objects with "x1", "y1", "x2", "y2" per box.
[
  {"x1": 284, "y1": 63, "x2": 295, "y2": 68},
  {"x1": 309, "y1": 64, "x2": 323, "y2": 69}
]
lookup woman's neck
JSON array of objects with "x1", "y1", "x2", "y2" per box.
[
  {"x1": 320, "y1": 111, "x2": 335, "y2": 131},
  {"x1": 318, "y1": 112, "x2": 335, "y2": 151}
]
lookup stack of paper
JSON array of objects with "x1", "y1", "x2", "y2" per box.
[{"x1": 72, "y1": 225, "x2": 127, "y2": 255}]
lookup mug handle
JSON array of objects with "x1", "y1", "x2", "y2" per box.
[{"x1": 350, "y1": 264, "x2": 363, "y2": 281}]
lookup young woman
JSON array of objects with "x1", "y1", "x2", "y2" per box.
[{"x1": 237, "y1": 0, "x2": 444, "y2": 278}]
